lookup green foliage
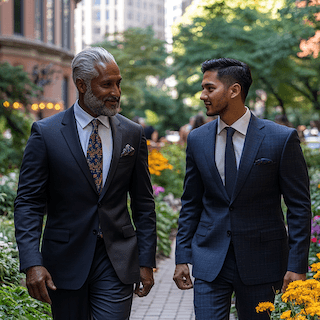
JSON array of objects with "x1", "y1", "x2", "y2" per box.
[
  {"x1": 155, "y1": 195, "x2": 179, "y2": 257},
  {"x1": 151, "y1": 143, "x2": 186, "y2": 198},
  {"x1": 302, "y1": 144, "x2": 320, "y2": 169},
  {"x1": 0, "y1": 171, "x2": 19, "y2": 218},
  {"x1": 172, "y1": 0, "x2": 320, "y2": 115},
  {"x1": 0, "y1": 62, "x2": 35, "y2": 174},
  {"x1": 0, "y1": 284, "x2": 52, "y2": 319}
]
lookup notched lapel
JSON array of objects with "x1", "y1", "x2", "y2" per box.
[
  {"x1": 231, "y1": 115, "x2": 265, "y2": 202},
  {"x1": 60, "y1": 106, "x2": 97, "y2": 193}
]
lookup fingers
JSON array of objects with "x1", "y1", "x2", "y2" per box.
[
  {"x1": 173, "y1": 264, "x2": 193, "y2": 290},
  {"x1": 281, "y1": 271, "x2": 306, "y2": 293},
  {"x1": 26, "y1": 266, "x2": 56, "y2": 304},
  {"x1": 135, "y1": 267, "x2": 154, "y2": 297}
]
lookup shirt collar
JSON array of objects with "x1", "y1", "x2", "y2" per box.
[
  {"x1": 217, "y1": 106, "x2": 251, "y2": 136},
  {"x1": 74, "y1": 100, "x2": 110, "y2": 129}
]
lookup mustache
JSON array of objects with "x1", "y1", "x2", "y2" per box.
[{"x1": 104, "y1": 97, "x2": 120, "y2": 103}]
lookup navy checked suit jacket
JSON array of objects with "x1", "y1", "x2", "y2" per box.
[
  {"x1": 14, "y1": 106, "x2": 157, "y2": 290},
  {"x1": 175, "y1": 113, "x2": 311, "y2": 285}
]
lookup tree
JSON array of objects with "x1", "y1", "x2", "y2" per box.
[
  {"x1": 0, "y1": 62, "x2": 37, "y2": 173},
  {"x1": 94, "y1": 27, "x2": 190, "y2": 136},
  {"x1": 171, "y1": 0, "x2": 320, "y2": 117}
]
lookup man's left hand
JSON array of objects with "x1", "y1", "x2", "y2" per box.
[
  {"x1": 281, "y1": 271, "x2": 306, "y2": 293},
  {"x1": 134, "y1": 267, "x2": 154, "y2": 297}
]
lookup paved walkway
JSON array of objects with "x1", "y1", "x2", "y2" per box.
[{"x1": 130, "y1": 241, "x2": 236, "y2": 320}]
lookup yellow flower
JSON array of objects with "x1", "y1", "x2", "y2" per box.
[
  {"x1": 148, "y1": 149, "x2": 173, "y2": 176},
  {"x1": 255, "y1": 302, "x2": 275, "y2": 313},
  {"x1": 280, "y1": 310, "x2": 292, "y2": 319}
]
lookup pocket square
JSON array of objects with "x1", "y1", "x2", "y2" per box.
[
  {"x1": 121, "y1": 144, "x2": 135, "y2": 157},
  {"x1": 254, "y1": 158, "x2": 275, "y2": 165}
]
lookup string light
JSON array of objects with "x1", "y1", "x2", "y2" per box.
[{"x1": 2, "y1": 101, "x2": 62, "y2": 112}]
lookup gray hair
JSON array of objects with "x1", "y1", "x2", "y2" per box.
[{"x1": 71, "y1": 47, "x2": 117, "y2": 85}]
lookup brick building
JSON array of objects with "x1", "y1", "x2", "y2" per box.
[{"x1": 0, "y1": 0, "x2": 80, "y2": 118}]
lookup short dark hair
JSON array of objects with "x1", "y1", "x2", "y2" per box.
[{"x1": 201, "y1": 58, "x2": 252, "y2": 102}]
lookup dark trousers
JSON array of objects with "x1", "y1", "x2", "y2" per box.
[
  {"x1": 49, "y1": 237, "x2": 133, "y2": 320},
  {"x1": 194, "y1": 243, "x2": 281, "y2": 320}
]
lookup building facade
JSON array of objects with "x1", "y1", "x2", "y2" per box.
[
  {"x1": 74, "y1": 0, "x2": 165, "y2": 54},
  {"x1": 0, "y1": 0, "x2": 80, "y2": 118}
]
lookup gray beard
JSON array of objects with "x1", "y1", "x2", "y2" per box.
[{"x1": 83, "y1": 82, "x2": 120, "y2": 117}]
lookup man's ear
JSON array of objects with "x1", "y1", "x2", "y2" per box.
[
  {"x1": 230, "y1": 83, "x2": 241, "y2": 99},
  {"x1": 76, "y1": 79, "x2": 87, "y2": 94}
]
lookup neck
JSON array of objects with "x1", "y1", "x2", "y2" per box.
[{"x1": 221, "y1": 104, "x2": 246, "y2": 126}]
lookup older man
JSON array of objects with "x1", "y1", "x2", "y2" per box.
[{"x1": 14, "y1": 47, "x2": 157, "y2": 320}]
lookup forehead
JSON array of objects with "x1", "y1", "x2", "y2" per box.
[
  {"x1": 201, "y1": 70, "x2": 223, "y2": 86},
  {"x1": 93, "y1": 62, "x2": 121, "y2": 81}
]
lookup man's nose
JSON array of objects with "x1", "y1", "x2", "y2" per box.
[{"x1": 200, "y1": 91, "x2": 207, "y2": 100}]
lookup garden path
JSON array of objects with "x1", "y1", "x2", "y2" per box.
[{"x1": 130, "y1": 240, "x2": 236, "y2": 320}]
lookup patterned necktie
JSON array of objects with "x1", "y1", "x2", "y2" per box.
[
  {"x1": 87, "y1": 119, "x2": 103, "y2": 194},
  {"x1": 225, "y1": 127, "x2": 237, "y2": 199}
]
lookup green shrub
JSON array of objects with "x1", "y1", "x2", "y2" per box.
[
  {"x1": 0, "y1": 284, "x2": 52, "y2": 319},
  {"x1": 155, "y1": 195, "x2": 179, "y2": 257},
  {"x1": 0, "y1": 171, "x2": 18, "y2": 218},
  {"x1": 302, "y1": 144, "x2": 320, "y2": 169},
  {"x1": 151, "y1": 143, "x2": 186, "y2": 198}
]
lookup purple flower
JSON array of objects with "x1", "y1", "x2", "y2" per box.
[{"x1": 153, "y1": 185, "x2": 165, "y2": 196}]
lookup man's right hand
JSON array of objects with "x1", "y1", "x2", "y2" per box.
[
  {"x1": 173, "y1": 263, "x2": 193, "y2": 290},
  {"x1": 26, "y1": 266, "x2": 57, "y2": 304}
]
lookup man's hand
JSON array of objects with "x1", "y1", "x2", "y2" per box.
[
  {"x1": 134, "y1": 267, "x2": 154, "y2": 297},
  {"x1": 173, "y1": 264, "x2": 193, "y2": 290},
  {"x1": 281, "y1": 271, "x2": 306, "y2": 293},
  {"x1": 26, "y1": 266, "x2": 57, "y2": 304}
]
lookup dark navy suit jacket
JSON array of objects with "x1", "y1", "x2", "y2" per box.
[
  {"x1": 175, "y1": 113, "x2": 311, "y2": 285},
  {"x1": 14, "y1": 106, "x2": 157, "y2": 289}
]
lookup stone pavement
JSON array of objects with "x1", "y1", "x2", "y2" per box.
[{"x1": 130, "y1": 241, "x2": 236, "y2": 320}]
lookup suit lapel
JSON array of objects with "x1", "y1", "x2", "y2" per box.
[
  {"x1": 99, "y1": 115, "x2": 122, "y2": 200},
  {"x1": 203, "y1": 121, "x2": 229, "y2": 200},
  {"x1": 60, "y1": 106, "x2": 97, "y2": 193},
  {"x1": 231, "y1": 114, "x2": 265, "y2": 202}
]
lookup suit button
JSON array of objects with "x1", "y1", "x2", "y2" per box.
[
  {"x1": 93, "y1": 230, "x2": 98, "y2": 235},
  {"x1": 229, "y1": 206, "x2": 234, "y2": 211},
  {"x1": 227, "y1": 230, "x2": 232, "y2": 237},
  {"x1": 98, "y1": 202, "x2": 102, "y2": 208}
]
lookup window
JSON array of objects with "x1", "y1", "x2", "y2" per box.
[
  {"x1": 137, "y1": 0, "x2": 140, "y2": 7},
  {"x1": 94, "y1": 10, "x2": 101, "y2": 21},
  {"x1": 128, "y1": 0, "x2": 132, "y2": 4},
  {"x1": 115, "y1": 0, "x2": 117, "y2": 5},
  {"x1": 94, "y1": 0, "x2": 100, "y2": 4},
  {"x1": 157, "y1": 17, "x2": 163, "y2": 26},
  {"x1": 94, "y1": 27, "x2": 101, "y2": 34},
  {"x1": 14, "y1": 0, "x2": 24, "y2": 35},
  {"x1": 143, "y1": 2, "x2": 147, "y2": 9},
  {"x1": 106, "y1": 10, "x2": 109, "y2": 20},
  {"x1": 128, "y1": 12, "x2": 132, "y2": 20},
  {"x1": 61, "y1": 0, "x2": 71, "y2": 49},
  {"x1": 47, "y1": 0, "x2": 55, "y2": 44},
  {"x1": 106, "y1": 0, "x2": 109, "y2": 4},
  {"x1": 115, "y1": 9, "x2": 117, "y2": 20},
  {"x1": 137, "y1": 12, "x2": 140, "y2": 22},
  {"x1": 35, "y1": 0, "x2": 44, "y2": 41}
]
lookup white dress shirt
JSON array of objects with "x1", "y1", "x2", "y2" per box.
[
  {"x1": 215, "y1": 107, "x2": 251, "y2": 185},
  {"x1": 74, "y1": 100, "x2": 113, "y2": 187}
]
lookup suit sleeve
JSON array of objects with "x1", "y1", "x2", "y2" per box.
[
  {"x1": 175, "y1": 133, "x2": 204, "y2": 265},
  {"x1": 14, "y1": 122, "x2": 48, "y2": 271},
  {"x1": 129, "y1": 128, "x2": 157, "y2": 268},
  {"x1": 279, "y1": 129, "x2": 311, "y2": 274}
]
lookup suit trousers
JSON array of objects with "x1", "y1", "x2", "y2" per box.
[
  {"x1": 194, "y1": 243, "x2": 282, "y2": 320},
  {"x1": 49, "y1": 237, "x2": 133, "y2": 320}
]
